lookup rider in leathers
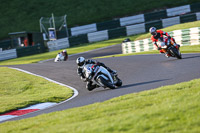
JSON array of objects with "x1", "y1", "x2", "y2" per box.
[
  {"x1": 149, "y1": 27, "x2": 180, "y2": 57},
  {"x1": 76, "y1": 56, "x2": 116, "y2": 91}
]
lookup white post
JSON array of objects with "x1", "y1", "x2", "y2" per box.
[{"x1": 52, "y1": 13, "x2": 57, "y2": 39}]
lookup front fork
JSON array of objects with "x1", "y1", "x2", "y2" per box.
[{"x1": 170, "y1": 39, "x2": 179, "y2": 50}]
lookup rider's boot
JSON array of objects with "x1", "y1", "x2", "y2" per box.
[
  {"x1": 86, "y1": 81, "x2": 96, "y2": 91},
  {"x1": 165, "y1": 52, "x2": 170, "y2": 58},
  {"x1": 107, "y1": 67, "x2": 117, "y2": 75}
]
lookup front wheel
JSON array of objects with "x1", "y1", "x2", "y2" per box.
[
  {"x1": 115, "y1": 77, "x2": 122, "y2": 87},
  {"x1": 98, "y1": 76, "x2": 115, "y2": 89}
]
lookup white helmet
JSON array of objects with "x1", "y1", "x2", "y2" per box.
[
  {"x1": 149, "y1": 27, "x2": 157, "y2": 36},
  {"x1": 63, "y1": 50, "x2": 66, "y2": 53},
  {"x1": 76, "y1": 57, "x2": 85, "y2": 66}
]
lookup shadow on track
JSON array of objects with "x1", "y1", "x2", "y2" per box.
[
  {"x1": 182, "y1": 55, "x2": 200, "y2": 60},
  {"x1": 94, "y1": 79, "x2": 170, "y2": 92},
  {"x1": 119, "y1": 79, "x2": 170, "y2": 89}
]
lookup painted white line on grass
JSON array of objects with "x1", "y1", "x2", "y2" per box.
[
  {"x1": 0, "y1": 115, "x2": 18, "y2": 122},
  {"x1": 19, "y1": 102, "x2": 57, "y2": 110},
  {"x1": 0, "y1": 67, "x2": 79, "y2": 123}
]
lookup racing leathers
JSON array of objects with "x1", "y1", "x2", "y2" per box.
[
  {"x1": 151, "y1": 30, "x2": 179, "y2": 56},
  {"x1": 77, "y1": 59, "x2": 116, "y2": 91}
]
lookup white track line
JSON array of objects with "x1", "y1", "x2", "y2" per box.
[{"x1": 0, "y1": 67, "x2": 79, "y2": 122}]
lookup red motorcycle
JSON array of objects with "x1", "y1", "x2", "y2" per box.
[{"x1": 158, "y1": 37, "x2": 182, "y2": 59}]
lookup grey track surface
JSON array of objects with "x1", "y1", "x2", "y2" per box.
[{"x1": 2, "y1": 44, "x2": 200, "y2": 123}]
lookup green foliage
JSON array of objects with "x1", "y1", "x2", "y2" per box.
[
  {"x1": 1, "y1": 78, "x2": 200, "y2": 132},
  {"x1": 0, "y1": 67, "x2": 73, "y2": 114},
  {"x1": 0, "y1": 0, "x2": 199, "y2": 39}
]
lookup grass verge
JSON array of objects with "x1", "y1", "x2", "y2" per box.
[
  {"x1": 1, "y1": 78, "x2": 200, "y2": 132},
  {"x1": 0, "y1": 67, "x2": 73, "y2": 114},
  {"x1": 0, "y1": 21, "x2": 200, "y2": 65}
]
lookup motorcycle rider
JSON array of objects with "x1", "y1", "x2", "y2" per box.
[
  {"x1": 62, "y1": 50, "x2": 68, "y2": 61},
  {"x1": 54, "y1": 49, "x2": 68, "y2": 62},
  {"x1": 76, "y1": 56, "x2": 116, "y2": 91},
  {"x1": 149, "y1": 27, "x2": 180, "y2": 57}
]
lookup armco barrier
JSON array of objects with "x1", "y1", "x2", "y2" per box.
[
  {"x1": 88, "y1": 30, "x2": 108, "y2": 43},
  {"x1": 166, "y1": 5, "x2": 191, "y2": 17},
  {"x1": 145, "y1": 20, "x2": 163, "y2": 32},
  {"x1": 0, "y1": 49, "x2": 17, "y2": 61},
  {"x1": 69, "y1": 34, "x2": 88, "y2": 46},
  {"x1": 144, "y1": 10, "x2": 167, "y2": 22},
  {"x1": 190, "y1": 2, "x2": 200, "y2": 12},
  {"x1": 162, "y1": 16, "x2": 180, "y2": 28},
  {"x1": 96, "y1": 20, "x2": 120, "y2": 31},
  {"x1": 197, "y1": 12, "x2": 200, "y2": 20},
  {"x1": 122, "y1": 27, "x2": 200, "y2": 54},
  {"x1": 70, "y1": 23, "x2": 97, "y2": 36},
  {"x1": 126, "y1": 23, "x2": 146, "y2": 36},
  {"x1": 120, "y1": 14, "x2": 144, "y2": 26},
  {"x1": 108, "y1": 27, "x2": 126, "y2": 39},
  {"x1": 68, "y1": 2, "x2": 200, "y2": 37},
  {"x1": 47, "y1": 38, "x2": 70, "y2": 51},
  {"x1": 16, "y1": 44, "x2": 46, "y2": 57},
  {"x1": 46, "y1": 12, "x2": 200, "y2": 52},
  {"x1": 180, "y1": 13, "x2": 197, "y2": 23}
]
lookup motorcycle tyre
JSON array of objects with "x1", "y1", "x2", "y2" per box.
[
  {"x1": 98, "y1": 76, "x2": 115, "y2": 89},
  {"x1": 170, "y1": 47, "x2": 182, "y2": 59},
  {"x1": 116, "y1": 77, "x2": 122, "y2": 87}
]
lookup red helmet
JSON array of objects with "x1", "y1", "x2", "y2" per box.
[{"x1": 149, "y1": 27, "x2": 157, "y2": 36}]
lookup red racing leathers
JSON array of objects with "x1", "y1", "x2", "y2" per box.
[{"x1": 151, "y1": 30, "x2": 177, "y2": 51}]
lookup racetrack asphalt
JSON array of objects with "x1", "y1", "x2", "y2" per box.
[{"x1": 1, "y1": 44, "x2": 200, "y2": 123}]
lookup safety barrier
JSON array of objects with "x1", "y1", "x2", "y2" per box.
[
  {"x1": 70, "y1": 23, "x2": 97, "y2": 36},
  {"x1": 46, "y1": 12, "x2": 200, "y2": 52},
  {"x1": 47, "y1": 38, "x2": 70, "y2": 51},
  {"x1": 0, "y1": 49, "x2": 17, "y2": 61},
  {"x1": 166, "y1": 5, "x2": 191, "y2": 17},
  {"x1": 44, "y1": 2, "x2": 200, "y2": 52},
  {"x1": 88, "y1": 30, "x2": 108, "y2": 43},
  {"x1": 69, "y1": 2, "x2": 200, "y2": 36},
  {"x1": 16, "y1": 44, "x2": 47, "y2": 57},
  {"x1": 122, "y1": 27, "x2": 200, "y2": 54}
]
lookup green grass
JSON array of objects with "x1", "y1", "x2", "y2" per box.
[
  {"x1": 0, "y1": 0, "x2": 199, "y2": 40},
  {"x1": 1, "y1": 21, "x2": 200, "y2": 65},
  {"x1": 0, "y1": 67, "x2": 73, "y2": 114},
  {"x1": 1, "y1": 78, "x2": 200, "y2": 132}
]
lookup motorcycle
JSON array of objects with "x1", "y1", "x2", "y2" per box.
[
  {"x1": 158, "y1": 37, "x2": 182, "y2": 59},
  {"x1": 82, "y1": 64, "x2": 122, "y2": 90},
  {"x1": 54, "y1": 50, "x2": 68, "y2": 62},
  {"x1": 54, "y1": 53, "x2": 64, "y2": 62}
]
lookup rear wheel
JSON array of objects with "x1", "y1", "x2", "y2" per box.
[
  {"x1": 170, "y1": 47, "x2": 182, "y2": 59},
  {"x1": 98, "y1": 76, "x2": 115, "y2": 89}
]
